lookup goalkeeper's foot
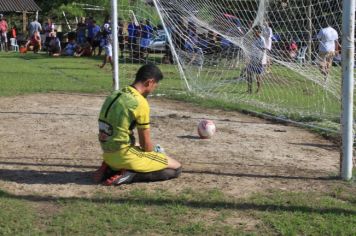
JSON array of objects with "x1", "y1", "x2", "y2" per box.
[
  {"x1": 103, "y1": 170, "x2": 136, "y2": 186},
  {"x1": 93, "y1": 161, "x2": 109, "y2": 183}
]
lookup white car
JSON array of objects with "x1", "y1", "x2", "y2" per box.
[{"x1": 147, "y1": 34, "x2": 167, "y2": 52}]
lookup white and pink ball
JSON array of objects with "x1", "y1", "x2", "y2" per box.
[{"x1": 197, "y1": 120, "x2": 216, "y2": 139}]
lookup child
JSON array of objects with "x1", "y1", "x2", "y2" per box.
[{"x1": 25, "y1": 31, "x2": 41, "y2": 53}]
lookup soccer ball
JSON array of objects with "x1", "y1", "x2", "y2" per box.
[{"x1": 197, "y1": 120, "x2": 216, "y2": 139}]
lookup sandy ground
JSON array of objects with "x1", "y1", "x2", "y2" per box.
[{"x1": 0, "y1": 93, "x2": 343, "y2": 199}]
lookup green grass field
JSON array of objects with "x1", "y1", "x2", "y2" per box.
[{"x1": 0, "y1": 52, "x2": 355, "y2": 235}]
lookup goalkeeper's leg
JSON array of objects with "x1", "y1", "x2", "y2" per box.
[{"x1": 132, "y1": 167, "x2": 182, "y2": 183}]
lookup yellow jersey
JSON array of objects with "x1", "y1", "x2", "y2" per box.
[{"x1": 98, "y1": 86, "x2": 150, "y2": 153}]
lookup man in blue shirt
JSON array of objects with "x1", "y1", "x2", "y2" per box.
[
  {"x1": 87, "y1": 20, "x2": 101, "y2": 50},
  {"x1": 140, "y1": 19, "x2": 153, "y2": 58},
  {"x1": 127, "y1": 20, "x2": 137, "y2": 56}
]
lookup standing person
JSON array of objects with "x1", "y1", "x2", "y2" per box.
[
  {"x1": 127, "y1": 19, "x2": 138, "y2": 57},
  {"x1": 118, "y1": 18, "x2": 125, "y2": 59},
  {"x1": 44, "y1": 18, "x2": 55, "y2": 50},
  {"x1": 76, "y1": 17, "x2": 87, "y2": 44},
  {"x1": 317, "y1": 21, "x2": 339, "y2": 79},
  {"x1": 0, "y1": 15, "x2": 8, "y2": 51},
  {"x1": 28, "y1": 17, "x2": 42, "y2": 39},
  {"x1": 262, "y1": 21, "x2": 273, "y2": 72},
  {"x1": 10, "y1": 24, "x2": 17, "y2": 39},
  {"x1": 140, "y1": 19, "x2": 153, "y2": 59},
  {"x1": 88, "y1": 20, "x2": 101, "y2": 55},
  {"x1": 94, "y1": 64, "x2": 182, "y2": 185},
  {"x1": 246, "y1": 25, "x2": 266, "y2": 94}
]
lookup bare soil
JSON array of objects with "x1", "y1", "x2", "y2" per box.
[{"x1": 0, "y1": 93, "x2": 342, "y2": 199}]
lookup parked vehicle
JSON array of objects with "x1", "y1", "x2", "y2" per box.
[{"x1": 147, "y1": 33, "x2": 167, "y2": 52}]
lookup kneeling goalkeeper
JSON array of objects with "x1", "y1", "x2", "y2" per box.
[{"x1": 94, "y1": 64, "x2": 182, "y2": 185}]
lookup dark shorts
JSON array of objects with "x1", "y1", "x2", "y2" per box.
[{"x1": 247, "y1": 63, "x2": 264, "y2": 75}]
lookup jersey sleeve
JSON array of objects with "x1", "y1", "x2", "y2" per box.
[{"x1": 134, "y1": 98, "x2": 150, "y2": 129}]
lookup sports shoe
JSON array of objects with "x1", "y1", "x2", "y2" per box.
[
  {"x1": 103, "y1": 170, "x2": 136, "y2": 186},
  {"x1": 93, "y1": 161, "x2": 109, "y2": 183}
]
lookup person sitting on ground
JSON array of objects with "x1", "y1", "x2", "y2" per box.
[
  {"x1": 25, "y1": 30, "x2": 41, "y2": 53},
  {"x1": 74, "y1": 42, "x2": 92, "y2": 57},
  {"x1": 48, "y1": 32, "x2": 61, "y2": 56},
  {"x1": 93, "y1": 64, "x2": 182, "y2": 186},
  {"x1": 63, "y1": 37, "x2": 77, "y2": 56}
]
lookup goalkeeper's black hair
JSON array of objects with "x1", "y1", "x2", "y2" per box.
[{"x1": 134, "y1": 64, "x2": 163, "y2": 83}]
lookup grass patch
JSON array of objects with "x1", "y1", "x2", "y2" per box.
[
  {"x1": 0, "y1": 187, "x2": 355, "y2": 235},
  {"x1": 0, "y1": 190, "x2": 40, "y2": 235}
]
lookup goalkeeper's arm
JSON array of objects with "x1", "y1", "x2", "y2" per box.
[{"x1": 137, "y1": 128, "x2": 153, "y2": 152}]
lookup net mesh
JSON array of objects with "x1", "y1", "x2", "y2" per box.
[{"x1": 117, "y1": 0, "x2": 354, "y2": 130}]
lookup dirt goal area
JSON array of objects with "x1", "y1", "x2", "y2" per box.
[{"x1": 0, "y1": 93, "x2": 341, "y2": 198}]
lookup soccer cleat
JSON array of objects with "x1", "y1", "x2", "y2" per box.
[
  {"x1": 93, "y1": 161, "x2": 109, "y2": 184},
  {"x1": 103, "y1": 170, "x2": 136, "y2": 186}
]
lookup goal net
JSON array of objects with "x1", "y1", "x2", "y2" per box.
[{"x1": 118, "y1": 0, "x2": 352, "y2": 130}]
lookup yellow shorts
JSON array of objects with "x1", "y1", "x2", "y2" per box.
[{"x1": 103, "y1": 146, "x2": 168, "y2": 172}]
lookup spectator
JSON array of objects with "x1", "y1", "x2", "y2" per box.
[
  {"x1": 10, "y1": 24, "x2": 17, "y2": 39},
  {"x1": 0, "y1": 14, "x2": 8, "y2": 51},
  {"x1": 118, "y1": 18, "x2": 125, "y2": 58},
  {"x1": 75, "y1": 42, "x2": 92, "y2": 57},
  {"x1": 88, "y1": 20, "x2": 101, "y2": 56},
  {"x1": 28, "y1": 17, "x2": 42, "y2": 39},
  {"x1": 63, "y1": 37, "x2": 77, "y2": 56},
  {"x1": 262, "y1": 21, "x2": 273, "y2": 71},
  {"x1": 205, "y1": 30, "x2": 216, "y2": 54},
  {"x1": 288, "y1": 40, "x2": 298, "y2": 59},
  {"x1": 317, "y1": 21, "x2": 339, "y2": 79},
  {"x1": 48, "y1": 32, "x2": 61, "y2": 56},
  {"x1": 198, "y1": 33, "x2": 208, "y2": 53},
  {"x1": 246, "y1": 25, "x2": 266, "y2": 94},
  {"x1": 140, "y1": 19, "x2": 153, "y2": 59},
  {"x1": 25, "y1": 31, "x2": 41, "y2": 53},
  {"x1": 76, "y1": 17, "x2": 87, "y2": 44},
  {"x1": 44, "y1": 18, "x2": 55, "y2": 50},
  {"x1": 127, "y1": 19, "x2": 138, "y2": 56}
]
